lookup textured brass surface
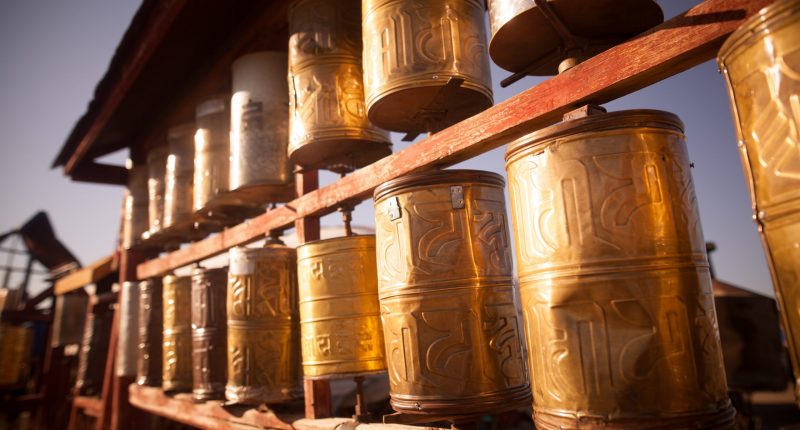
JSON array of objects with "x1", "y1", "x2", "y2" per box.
[
  {"x1": 77, "y1": 300, "x2": 114, "y2": 396},
  {"x1": 373, "y1": 169, "x2": 531, "y2": 417},
  {"x1": 505, "y1": 110, "x2": 733, "y2": 429},
  {"x1": 137, "y1": 278, "x2": 163, "y2": 386},
  {"x1": 362, "y1": 0, "x2": 493, "y2": 133},
  {"x1": 164, "y1": 123, "x2": 204, "y2": 241},
  {"x1": 0, "y1": 324, "x2": 31, "y2": 385},
  {"x1": 146, "y1": 145, "x2": 169, "y2": 237},
  {"x1": 487, "y1": 0, "x2": 663, "y2": 76},
  {"x1": 226, "y1": 244, "x2": 301, "y2": 404},
  {"x1": 297, "y1": 235, "x2": 386, "y2": 379},
  {"x1": 191, "y1": 267, "x2": 228, "y2": 401},
  {"x1": 229, "y1": 52, "x2": 294, "y2": 205},
  {"x1": 163, "y1": 274, "x2": 193, "y2": 393},
  {"x1": 122, "y1": 165, "x2": 148, "y2": 250},
  {"x1": 718, "y1": 0, "x2": 800, "y2": 404},
  {"x1": 116, "y1": 281, "x2": 140, "y2": 377},
  {"x1": 288, "y1": 0, "x2": 390, "y2": 171}
]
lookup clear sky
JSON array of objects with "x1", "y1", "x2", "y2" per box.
[{"x1": 0, "y1": 0, "x2": 774, "y2": 296}]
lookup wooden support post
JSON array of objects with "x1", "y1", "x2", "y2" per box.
[{"x1": 294, "y1": 169, "x2": 331, "y2": 419}]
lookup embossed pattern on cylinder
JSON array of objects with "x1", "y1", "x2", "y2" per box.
[
  {"x1": 229, "y1": 52, "x2": 294, "y2": 204},
  {"x1": 163, "y1": 274, "x2": 193, "y2": 393},
  {"x1": 137, "y1": 278, "x2": 163, "y2": 386},
  {"x1": 505, "y1": 110, "x2": 734, "y2": 429},
  {"x1": 147, "y1": 145, "x2": 169, "y2": 237},
  {"x1": 191, "y1": 267, "x2": 228, "y2": 401},
  {"x1": 226, "y1": 244, "x2": 300, "y2": 404},
  {"x1": 373, "y1": 169, "x2": 531, "y2": 417},
  {"x1": 297, "y1": 235, "x2": 386, "y2": 379},
  {"x1": 362, "y1": 0, "x2": 493, "y2": 133},
  {"x1": 122, "y1": 165, "x2": 148, "y2": 250},
  {"x1": 164, "y1": 123, "x2": 198, "y2": 235},
  {"x1": 718, "y1": 0, "x2": 800, "y2": 404},
  {"x1": 288, "y1": 0, "x2": 390, "y2": 171}
]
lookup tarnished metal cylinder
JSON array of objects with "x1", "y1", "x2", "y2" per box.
[
  {"x1": 147, "y1": 145, "x2": 169, "y2": 238},
  {"x1": 486, "y1": 0, "x2": 663, "y2": 75},
  {"x1": 718, "y1": 0, "x2": 800, "y2": 404},
  {"x1": 116, "y1": 281, "x2": 140, "y2": 377},
  {"x1": 297, "y1": 235, "x2": 386, "y2": 379},
  {"x1": 288, "y1": 0, "x2": 391, "y2": 171},
  {"x1": 122, "y1": 165, "x2": 148, "y2": 249},
  {"x1": 77, "y1": 296, "x2": 114, "y2": 396},
  {"x1": 362, "y1": 0, "x2": 493, "y2": 134},
  {"x1": 229, "y1": 52, "x2": 294, "y2": 205},
  {"x1": 164, "y1": 122, "x2": 199, "y2": 238},
  {"x1": 373, "y1": 170, "x2": 531, "y2": 417},
  {"x1": 0, "y1": 324, "x2": 32, "y2": 385},
  {"x1": 163, "y1": 274, "x2": 193, "y2": 393},
  {"x1": 504, "y1": 110, "x2": 734, "y2": 429},
  {"x1": 137, "y1": 278, "x2": 163, "y2": 386},
  {"x1": 51, "y1": 291, "x2": 88, "y2": 347},
  {"x1": 194, "y1": 97, "x2": 233, "y2": 219},
  {"x1": 191, "y1": 267, "x2": 228, "y2": 401},
  {"x1": 226, "y1": 243, "x2": 300, "y2": 404}
]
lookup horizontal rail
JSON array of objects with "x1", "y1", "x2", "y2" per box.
[{"x1": 137, "y1": 0, "x2": 767, "y2": 280}]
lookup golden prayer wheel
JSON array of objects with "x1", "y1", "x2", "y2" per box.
[
  {"x1": 718, "y1": 0, "x2": 800, "y2": 404},
  {"x1": 504, "y1": 110, "x2": 734, "y2": 429},
  {"x1": 287, "y1": 0, "x2": 391, "y2": 171},
  {"x1": 487, "y1": 0, "x2": 663, "y2": 76},
  {"x1": 164, "y1": 122, "x2": 204, "y2": 241},
  {"x1": 191, "y1": 267, "x2": 228, "y2": 401},
  {"x1": 297, "y1": 235, "x2": 386, "y2": 379},
  {"x1": 146, "y1": 145, "x2": 169, "y2": 239},
  {"x1": 362, "y1": 0, "x2": 493, "y2": 134},
  {"x1": 163, "y1": 273, "x2": 193, "y2": 393},
  {"x1": 137, "y1": 278, "x2": 163, "y2": 386},
  {"x1": 229, "y1": 52, "x2": 294, "y2": 205},
  {"x1": 0, "y1": 324, "x2": 32, "y2": 385},
  {"x1": 373, "y1": 170, "x2": 531, "y2": 417},
  {"x1": 116, "y1": 281, "x2": 140, "y2": 378},
  {"x1": 226, "y1": 241, "x2": 301, "y2": 404},
  {"x1": 122, "y1": 164, "x2": 148, "y2": 250}
]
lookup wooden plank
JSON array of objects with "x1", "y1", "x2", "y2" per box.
[
  {"x1": 69, "y1": 163, "x2": 128, "y2": 186},
  {"x1": 55, "y1": 253, "x2": 116, "y2": 296},
  {"x1": 137, "y1": 0, "x2": 770, "y2": 279},
  {"x1": 73, "y1": 396, "x2": 103, "y2": 416}
]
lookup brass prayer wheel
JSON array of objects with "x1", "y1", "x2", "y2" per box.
[
  {"x1": 77, "y1": 294, "x2": 114, "y2": 396},
  {"x1": 0, "y1": 324, "x2": 32, "y2": 385},
  {"x1": 226, "y1": 241, "x2": 301, "y2": 404},
  {"x1": 487, "y1": 0, "x2": 662, "y2": 76},
  {"x1": 163, "y1": 273, "x2": 193, "y2": 393},
  {"x1": 718, "y1": 0, "x2": 800, "y2": 404},
  {"x1": 297, "y1": 235, "x2": 386, "y2": 379},
  {"x1": 116, "y1": 281, "x2": 140, "y2": 378},
  {"x1": 146, "y1": 145, "x2": 169, "y2": 238},
  {"x1": 191, "y1": 266, "x2": 228, "y2": 401},
  {"x1": 362, "y1": 0, "x2": 493, "y2": 134},
  {"x1": 137, "y1": 278, "x2": 163, "y2": 386},
  {"x1": 373, "y1": 169, "x2": 531, "y2": 417},
  {"x1": 164, "y1": 122, "x2": 203, "y2": 241},
  {"x1": 229, "y1": 52, "x2": 294, "y2": 205},
  {"x1": 288, "y1": 0, "x2": 391, "y2": 171},
  {"x1": 504, "y1": 110, "x2": 734, "y2": 428},
  {"x1": 122, "y1": 165, "x2": 148, "y2": 250}
]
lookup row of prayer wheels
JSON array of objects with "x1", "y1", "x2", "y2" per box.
[{"x1": 119, "y1": 0, "x2": 800, "y2": 428}]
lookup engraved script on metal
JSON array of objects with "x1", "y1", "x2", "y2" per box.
[
  {"x1": 191, "y1": 267, "x2": 228, "y2": 401},
  {"x1": 163, "y1": 274, "x2": 192, "y2": 393},
  {"x1": 288, "y1": 0, "x2": 390, "y2": 170},
  {"x1": 297, "y1": 235, "x2": 386, "y2": 379},
  {"x1": 373, "y1": 170, "x2": 531, "y2": 416},
  {"x1": 137, "y1": 278, "x2": 163, "y2": 386},
  {"x1": 226, "y1": 245, "x2": 300, "y2": 404},
  {"x1": 362, "y1": 0, "x2": 493, "y2": 133},
  {"x1": 505, "y1": 110, "x2": 734, "y2": 428},
  {"x1": 718, "y1": 0, "x2": 800, "y2": 404}
]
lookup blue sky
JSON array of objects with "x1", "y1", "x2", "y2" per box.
[{"x1": 0, "y1": 0, "x2": 773, "y2": 296}]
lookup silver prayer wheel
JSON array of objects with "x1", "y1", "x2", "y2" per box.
[
  {"x1": 164, "y1": 122, "x2": 204, "y2": 242},
  {"x1": 51, "y1": 290, "x2": 88, "y2": 347},
  {"x1": 116, "y1": 281, "x2": 140, "y2": 378},
  {"x1": 191, "y1": 266, "x2": 228, "y2": 401},
  {"x1": 229, "y1": 52, "x2": 294, "y2": 206},
  {"x1": 137, "y1": 278, "x2": 163, "y2": 386},
  {"x1": 288, "y1": 0, "x2": 391, "y2": 171},
  {"x1": 122, "y1": 164, "x2": 148, "y2": 250},
  {"x1": 362, "y1": 0, "x2": 493, "y2": 134},
  {"x1": 146, "y1": 145, "x2": 169, "y2": 239}
]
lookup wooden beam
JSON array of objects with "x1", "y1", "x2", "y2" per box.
[
  {"x1": 137, "y1": 0, "x2": 769, "y2": 279},
  {"x1": 55, "y1": 254, "x2": 116, "y2": 296},
  {"x1": 70, "y1": 163, "x2": 128, "y2": 186}
]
